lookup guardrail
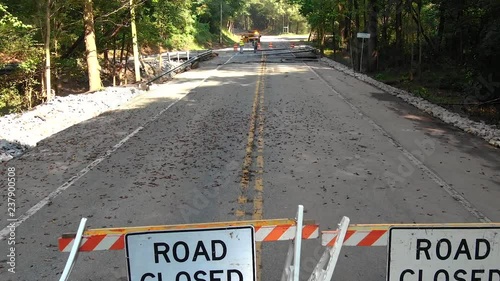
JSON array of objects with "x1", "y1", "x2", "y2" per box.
[
  {"x1": 142, "y1": 50, "x2": 213, "y2": 89},
  {"x1": 141, "y1": 50, "x2": 203, "y2": 62}
]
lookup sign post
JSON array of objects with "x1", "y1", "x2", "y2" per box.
[
  {"x1": 126, "y1": 226, "x2": 256, "y2": 281},
  {"x1": 387, "y1": 227, "x2": 500, "y2": 281},
  {"x1": 357, "y1": 33, "x2": 370, "y2": 72}
]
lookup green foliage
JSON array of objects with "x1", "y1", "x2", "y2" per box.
[
  {"x1": 165, "y1": 34, "x2": 195, "y2": 50},
  {"x1": 0, "y1": 85, "x2": 23, "y2": 114},
  {"x1": 233, "y1": 0, "x2": 307, "y2": 34},
  {"x1": 0, "y1": 3, "x2": 37, "y2": 63},
  {"x1": 0, "y1": 3, "x2": 42, "y2": 114},
  {"x1": 194, "y1": 22, "x2": 213, "y2": 46},
  {"x1": 148, "y1": 0, "x2": 195, "y2": 42},
  {"x1": 0, "y1": 3, "x2": 32, "y2": 28}
]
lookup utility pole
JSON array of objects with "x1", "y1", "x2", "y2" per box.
[
  {"x1": 219, "y1": 1, "x2": 222, "y2": 44},
  {"x1": 130, "y1": 0, "x2": 141, "y2": 82}
]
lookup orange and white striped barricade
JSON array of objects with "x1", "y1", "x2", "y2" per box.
[
  {"x1": 58, "y1": 205, "x2": 319, "y2": 281},
  {"x1": 318, "y1": 221, "x2": 500, "y2": 281}
]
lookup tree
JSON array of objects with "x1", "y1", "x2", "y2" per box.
[
  {"x1": 395, "y1": 0, "x2": 403, "y2": 63},
  {"x1": 367, "y1": 0, "x2": 378, "y2": 71},
  {"x1": 0, "y1": 3, "x2": 42, "y2": 111},
  {"x1": 45, "y1": 0, "x2": 52, "y2": 100},
  {"x1": 130, "y1": 0, "x2": 140, "y2": 82},
  {"x1": 83, "y1": 0, "x2": 102, "y2": 91}
]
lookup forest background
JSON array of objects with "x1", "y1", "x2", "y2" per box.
[{"x1": 0, "y1": 0, "x2": 498, "y2": 124}]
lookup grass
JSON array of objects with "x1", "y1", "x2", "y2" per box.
[
  {"x1": 372, "y1": 68, "x2": 465, "y2": 105},
  {"x1": 191, "y1": 28, "x2": 240, "y2": 50}
]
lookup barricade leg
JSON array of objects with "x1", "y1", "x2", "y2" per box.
[
  {"x1": 281, "y1": 242, "x2": 294, "y2": 281},
  {"x1": 281, "y1": 205, "x2": 304, "y2": 281},
  {"x1": 308, "y1": 216, "x2": 350, "y2": 281},
  {"x1": 59, "y1": 217, "x2": 87, "y2": 281}
]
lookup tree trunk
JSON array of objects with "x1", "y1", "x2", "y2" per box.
[
  {"x1": 395, "y1": 0, "x2": 403, "y2": 65},
  {"x1": 411, "y1": 5, "x2": 436, "y2": 53},
  {"x1": 332, "y1": 17, "x2": 337, "y2": 58},
  {"x1": 130, "y1": 0, "x2": 141, "y2": 82},
  {"x1": 417, "y1": 0, "x2": 422, "y2": 79},
  {"x1": 338, "y1": 3, "x2": 346, "y2": 48},
  {"x1": 457, "y1": 6, "x2": 464, "y2": 63},
  {"x1": 113, "y1": 36, "x2": 117, "y2": 86},
  {"x1": 380, "y1": 0, "x2": 389, "y2": 50},
  {"x1": 318, "y1": 25, "x2": 325, "y2": 55},
  {"x1": 345, "y1": 0, "x2": 352, "y2": 50},
  {"x1": 346, "y1": 0, "x2": 353, "y2": 56},
  {"x1": 353, "y1": 0, "x2": 361, "y2": 71},
  {"x1": 367, "y1": 0, "x2": 378, "y2": 72},
  {"x1": 363, "y1": 0, "x2": 367, "y2": 31},
  {"x1": 122, "y1": 43, "x2": 131, "y2": 85},
  {"x1": 54, "y1": 37, "x2": 60, "y2": 96},
  {"x1": 437, "y1": 1, "x2": 446, "y2": 53},
  {"x1": 410, "y1": 32, "x2": 414, "y2": 81},
  {"x1": 45, "y1": 0, "x2": 52, "y2": 101},
  {"x1": 83, "y1": 0, "x2": 102, "y2": 91}
]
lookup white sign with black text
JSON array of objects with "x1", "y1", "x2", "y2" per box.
[
  {"x1": 126, "y1": 226, "x2": 256, "y2": 281},
  {"x1": 388, "y1": 227, "x2": 500, "y2": 281},
  {"x1": 357, "y1": 33, "x2": 371, "y2": 39}
]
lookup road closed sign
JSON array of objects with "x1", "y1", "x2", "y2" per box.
[
  {"x1": 388, "y1": 227, "x2": 500, "y2": 281},
  {"x1": 125, "y1": 226, "x2": 256, "y2": 281}
]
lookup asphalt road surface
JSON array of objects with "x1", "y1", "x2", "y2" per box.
[{"x1": 1, "y1": 36, "x2": 499, "y2": 281}]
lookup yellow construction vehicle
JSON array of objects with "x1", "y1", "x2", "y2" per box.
[{"x1": 241, "y1": 30, "x2": 261, "y2": 44}]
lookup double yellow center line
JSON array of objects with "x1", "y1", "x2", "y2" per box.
[
  {"x1": 236, "y1": 54, "x2": 266, "y2": 219},
  {"x1": 236, "y1": 54, "x2": 266, "y2": 280}
]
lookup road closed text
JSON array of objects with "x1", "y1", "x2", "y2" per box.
[
  {"x1": 126, "y1": 227, "x2": 255, "y2": 281},
  {"x1": 388, "y1": 228, "x2": 500, "y2": 281},
  {"x1": 139, "y1": 269, "x2": 243, "y2": 281},
  {"x1": 139, "y1": 240, "x2": 244, "y2": 281},
  {"x1": 399, "y1": 269, "x2": 500, "y2": 281},
  {"x1": 398, "y1": 238, "x2": 499, "y2": 281}
]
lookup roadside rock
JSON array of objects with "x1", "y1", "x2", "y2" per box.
[
  {"x1": 0, "y1": 57, "x2": 190, "y2": 162},
  {"x1": 0, "y1": 87, "x2": 143, "y2": 162}
]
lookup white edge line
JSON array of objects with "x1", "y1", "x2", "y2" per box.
[{"x1": 0, "y1": 54, "x2": 236, "y2": 241}]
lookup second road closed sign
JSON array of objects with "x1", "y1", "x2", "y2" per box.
[
  {"x1": 388, "y1": 227, "x2": 500, "y2": 281},
  {"x1": 125, "y1": 226, "x2": 256, "y2": 281}
]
